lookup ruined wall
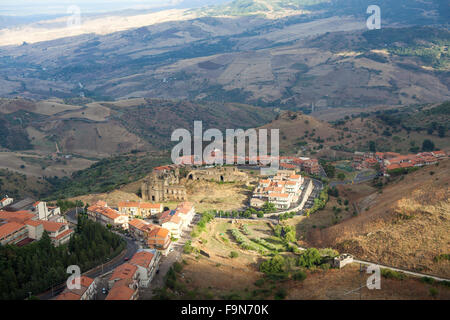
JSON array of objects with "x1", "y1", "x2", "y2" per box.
[{"x1": 186, "y1": 166, "x2": 248, "y2": 183}]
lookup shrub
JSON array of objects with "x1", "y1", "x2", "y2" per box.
[
  {"x1": 381, "y1": 269, "x2": 405, "y2": 280},
  {"x1": 318, "y1": 248, "x2": 339, "y2": 258},
  {"x1": 231, "y1": 229, "x2": 268, "y2": 254},
  {"x1": 260, "y1": 255, "x2": 285, "y2": 274},
  {"x1": 429, "y1": 287, "x2": 438, "y2": 297},
  {"x1": 293, "y1": 270, "x2": 307, "y2": 281},
  {"x1": 254, "y1": 278, "x2": 265, "y2": 287},
  {"x1": 274, "y1": 288, "x2": 287, "y2": 300},
  {"x1": 320, "y1": 263, "x2": 331, "y2": 271},
  {"x1": 230, "y1": 251, "x2": 239, "y2": 258},
  {"x1": 183, "y1": 241, "x2": 194, "y2": 254},
  {"x1": 297, "y1": 248, "x2": 322, "y2": 268},
  {"x1": 252, "y1": 238, "x2": 279, "y2": 252},
  {"x1": 421, "y1": 277, "x2": 436, "y2": 285},
  {"x1": 173, "y1": 262, "x2": 183, "y2": 273}
]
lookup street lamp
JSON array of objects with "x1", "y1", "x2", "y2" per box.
[{"x1": 101, "y1": 257, "x2": 110, "y2": 274}]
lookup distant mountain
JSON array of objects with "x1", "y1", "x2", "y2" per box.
[
  {"x1": 0, "y1": 0, "x2": 448, "y2": 111},
  {"x1": 194, "y1": 0, "x2": 449, "y2": 25}
]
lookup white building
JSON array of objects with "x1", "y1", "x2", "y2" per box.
[
  {"x1": 0, "y1": 197, "x2": 13, "y2": 208},
  {"x1": 268, "y1": 193, "x2": 294, "y2": 209},
  {"x1": 129, "y1": 250, "x2": 160, "y2": 288}
]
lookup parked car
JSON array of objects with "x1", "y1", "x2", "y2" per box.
[{"x1": 124, "y1": 257, "x2": 129, "y2": 261}]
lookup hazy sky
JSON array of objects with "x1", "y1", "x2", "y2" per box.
[{"x1": 1, "y1": 0, "x2": 226, "y2": 16}]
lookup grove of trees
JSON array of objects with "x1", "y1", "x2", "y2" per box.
[{"x1": 0, "y1": 215, "x2": 125, "y2": 300}]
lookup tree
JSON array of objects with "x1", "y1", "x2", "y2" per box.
[
  {"x1": 368, "y1": 140, "x2": 376, "y2": 152},
  {"x1": 322, "y1": 163, "x2": 335, "y2": 178},
  {"x1": 437, "y1": 125, "x2": 446, "y2": 138},
  {"x1": 293, "y1": 270, "x2": 307, "y2": 281},
  {"x1": 259, "y1": 255, "x2": 285, "y2": 274},
  {"x1": 337, "y1": 172, "x2": 345, "y2": 180},
  {"x1": 297, "y1": 248, "x2": 322, "y2": 268},
  {"x1": 422, "y1": 139, "x2": 435, "y2": 151},
  {"x1": 230, "y1": 251, "x2": 238, "y2": 258}
]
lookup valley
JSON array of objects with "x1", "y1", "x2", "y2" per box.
[{"x1": 0, "y1": 0, "x2": 449, "y2": 303}]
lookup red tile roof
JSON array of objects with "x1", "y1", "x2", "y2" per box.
[
  {"x1": 40, "y1": 220, "x2": 67, "y2": 232},
  {"x1": 147, "y1": 226, "x2": 169, "y2": 239},
  {"x1": 129, "y1": 251, "x2": 155, "y2": 269},
  {"x1": 0, "y1": 222, "x2": 25, "y2": 239},
  {"x1": 110, "y1": 263, "x2": 138, "y2": 281},
  {"x1": 269, "y1": 193, "x2": 290, "y2": 198},
  {"x1": 280, "y1": 163, "x2": 297, "y2": 169},
  {"x1": 25, "y1": 220, "x2": 42, "y2": 227},
  {"x1": 54, "y1": 228, "x2": 74, "y2": 240},
  {"x1": 88, "y1": 205, "x2": 121, "y2": 220},
  {"x1": 105, "y1": 280, "x2": 135, "y2": 300},
  {"x1": 0, "y1": 211, "x2": 35, "y2": 224},
  {"x1": 129, "y1": 218, "x2": 149, "y2": 231},
  {"x1": 55, "y1": 292, "x2": 81, "y2": 300}
]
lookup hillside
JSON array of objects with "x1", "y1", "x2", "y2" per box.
[
  {"x1": 306, "y1": 159, "x2": 450, "y2": 278},
  {"x1": 259, "y1": 104, "x2": 449, "y2": 158},
  {"x1": 0, "y1": 97, "x2": 274, "y2": 179},
  {"x1": 0, "y1": 168, "x2": 53, "y2": 199},
  {"x1": 1, "y1": 5, "x2": 448, "y2": 109},
  {"x1": 259, "y1": 110, "x2": 341, "y2": 157}
]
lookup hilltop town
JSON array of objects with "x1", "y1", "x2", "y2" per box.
[{"x1": 1, "y1": 146, "x2": 448, "y2": 300}]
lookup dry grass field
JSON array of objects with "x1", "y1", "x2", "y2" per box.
[
  {"x1": 177, "y1": 220, "x2": 450, "y2": 300},
  {"x1": 184, "y1": 179, "x2": 255, "y2": 212},
  {"x1": 0, "y1": 151, "x2": 95, "y2": 178},
  {"x1": 307, "y1": 160, "x2": 450, "y2": 278}
]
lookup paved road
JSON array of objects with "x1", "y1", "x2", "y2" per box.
[
  {"x1": 85, "y1": 236, "x2": 139, "y2": 279},
  {"x1": 353, "y1": 259, "x2": 450, "y2": 282},
  {"x1": 65, "y1": 208, "x2": 79, "y2": 225},
  {"x1": 38, "y1": 232, "x2": 139, "y2": 300},
  {"x1": 139, "y1": 215, "x2": 200, "y2": 299}
]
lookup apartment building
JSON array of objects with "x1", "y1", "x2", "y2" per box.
[
  {"x1": 128, "y1": 218, "x2": 171, "y2": 253},
  {"x1": 0, "y1": 210, "x2": 73, "y2": 246},
  {"x1": 0, "y1": 221, "x2": 28, "y2": 245},
  {"x1": 147, "y1": 226, "x2": 171, "y2": 255},
  {"x1": 0, "y1": 197, "x2": 13, "y2": 208},
  {"x1": 106, "y1": 263, "x2": 139, "y2": 300},
  {"x1": 174, "y1": 202, "x2": 195, "y2": 229},
  {"x1": 118, "y1": 201, "x2": 163, "y2": 218},
  {"x1": 129, "y1": 250, "x2": 160, "y2": 288},
  {"x1": 268, "y1": 192, "x2": 294, "y2": 209},
  {"x1": 105, "y1": 278, "x2": 139, "y2": 300},
  {"x1": 40, "y1": 220, "x2": 74, "y2": 246},
  {"x1": 251, "y1": 173, "x2": 303, "y2": 209},
  {"x1": 55, "y1": 276, "x2": 97, "y2": 300},
  {"x1": 160, "y1": 210, "x2": 183, "y2": 238},
  {"x1": 87, "y1": 201, "x2": 129, "y2": 229},
  {"x1": 31, "y1": 201, "x2": 63, "y2": 222}
]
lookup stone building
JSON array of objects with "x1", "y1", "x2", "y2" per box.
[
  {"x1": 186, "y1": 166, "x2": 248, "y2": 183},
  {"x1": 141, "y1": 167, "x2": 187, "y2": 202}
]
